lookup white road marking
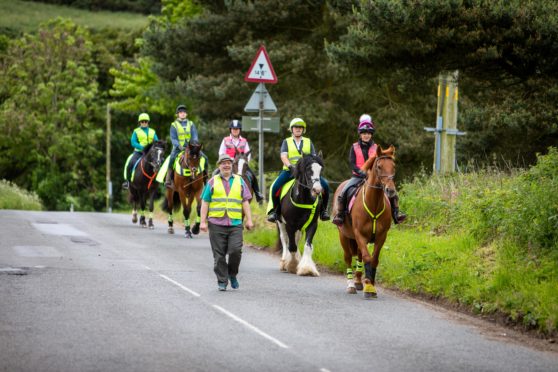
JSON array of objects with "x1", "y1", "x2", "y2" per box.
[
  {"x1": 213, "y1": 305, "x2": 289, "y2": 349},
  {"x1": 147, "y1": 268, "x2": 289, "y2": 351},
  {"x1": 159, "y1": 274, "x2": 201, "y2": 297}
]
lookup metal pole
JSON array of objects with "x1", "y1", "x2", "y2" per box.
[
  {"x1": 258, "y1": 83, "x2": 265, "y2": 199},
  {"x1": 106, "y1": 103, "x2": 112, "y2": 213}
]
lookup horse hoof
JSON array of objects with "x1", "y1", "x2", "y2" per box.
[
  {"x1": 279, "y1": 260, "x2": 287, "y2": 272},
  {"x1": 185, "y1": 232, "x2": 193, "y2": 239},
  {"x1": 363, "y1": 283, "x2": 377, "y2": 299},
  {"x1": 347, "y1": 287, "x2": 357, "y2": 294},
  {"x1": 149, "y1": 225, "x2": 154, "y2": 230},
  {"x1": 168, "y1": 228, "x2": 174, "y2": 234},
  {"x1": 132, "y1": 217, "x2": 138, "y2": 224},
  {"x1": 355, "y1": 282, "x2": 364, "y2": 291},
  {"x1": 141, "y1": 224, "x2": 147, "y2": 229},
  {"x1": 363, "y1": 291, "x2": 377, "y2": 299}
]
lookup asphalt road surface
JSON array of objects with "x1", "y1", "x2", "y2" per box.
[{"x1": 1, "y1": 210, "x2": 557, "y2": 372}]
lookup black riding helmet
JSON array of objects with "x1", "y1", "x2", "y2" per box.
[
  {"x1": 176, "y1": 104, "x2": 187, "y2": 114},
  {"x1": 229, "y1": 119, "x2": 242, "y2": 129}
]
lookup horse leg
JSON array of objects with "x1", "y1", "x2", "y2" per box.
[
  {"x1": 339, "y1": 233, "x2": 356, "y2": 294},
  {"x1": 191, "y1": 196, "x2": 201, "y2": 235},
  {"x1": 183, "y1": 196, "x2": 192, "y2": 239},
  {"x1": 166, "y1": 189, "x2": 174, "y2": 234},
  {"x1": 139, "y1": 194, "x2": 147, "y2": 228},
  {"x1": 354, "y1": 243, "x2": 364, "y2": 291},
  {"x1": 297, "y1": 224, "x2": 320, "y2": 277},
  {"x1": 355, "y1": 234, "x2": 376, "y2": 299},
  {"x1": 286, "y1": 227, "x2": 300, "y2": 274},
  {"x1": 277, "y1": 222, "x2": 290, "y2": 272},
  {"x1": 131, "y1": 196, "x2": 138, "y2": 224},
  {"x1": 148, "y1": 190, "x2": 155, "y2": 230},
  {"x1": 363, "y1": 233, "x2": 387, "y2": 297}
]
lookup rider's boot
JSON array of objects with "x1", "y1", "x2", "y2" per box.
[
  {"x1": 332, "y1": 194, "x2": 346, "y2": 226},
  {"x1": 122, "y1": 181, "x2": 129, "y2": 190},
  {"x1": 389, "y1": 196, "x2": 407, "y2": 224},
  {"x1": 267, "y1": 201, "x2": 280, "y2": 223},
  {"x1": 165, "y1": 169, "x2": 174, "y2": 188},
  {"x1": 320, "y1": 190, "x2": 330, "y2": 221}
]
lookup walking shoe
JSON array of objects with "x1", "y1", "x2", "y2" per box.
[
  {"x1": 229, "y1": 276, "x2": 239, "y2": 289},
  {"x1": 218, "y1": 282, "x2": 227, "y2": 291}
]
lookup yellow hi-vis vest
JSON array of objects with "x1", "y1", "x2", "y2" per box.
[
  {"x1": 134, "y1": 127, "x2": 155, "y2": 151},
  {"x1": 283, "y1": 136, "x2": 311, "y2": 170},
  {"x1": 172, "y1": 120, "x2": 192, "y2": 146},
  {"x1": 208, "y1": 174, "x2": 243, "y2": 220}
]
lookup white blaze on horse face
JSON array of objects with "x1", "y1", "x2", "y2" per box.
[
  {"x1": 238, "y1": 158, "x2": 246, "y2": 175},
  {"x1": 310, "y1": 163, "x2": 323, "y2": 195}
]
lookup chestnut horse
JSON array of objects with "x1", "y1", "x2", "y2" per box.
[
  {"x1": 161, "y1": 141, "x2": 207, "y2": 238},
  {"x1": 332, "y1": 145, "x2": 396, "y2": 298}
]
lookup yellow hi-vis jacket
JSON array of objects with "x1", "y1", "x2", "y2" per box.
[
  {"x1": 172, "y1": 120, "x2": 192, "y2": 146},
  {"x1": 208, "y1": 174, "x2": 243, "y2": 220},
  {"x1": 283, "y1": 136, "x2": 311, "y2": 170},
  {"x1": 134, "y1": 127, "x2": 155, "y2": 151}
]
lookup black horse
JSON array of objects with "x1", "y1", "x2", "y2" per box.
[
  {"x1": 128, "y1": 140, "x2": 166, "y2": 228},
  {"x1": 275, "y1": 153, "x2": 324, "y2": 276}
]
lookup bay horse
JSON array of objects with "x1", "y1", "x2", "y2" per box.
[
  {"x1": 333, "y1": 145, "x2": 396, "y2": 298},
  {"x1": 161, "y1": 140, "x2": 207, "y2": 238},
  {"x1": 275, "y1": 153, "x2": 324, "y2": 276},
  {"x1": 232, "y1": 149, "x2": 254, "y2": 203},
  {"x1": 128, "y1": 140, "x2": 166, "y2": 229}
]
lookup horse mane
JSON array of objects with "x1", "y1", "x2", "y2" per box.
[
  {"x1": 297, "y1": 153, "x2": 324, "y2": 170},
  {"x1": 143, "y1": 140, "x2": 166, "y2": 154},
  {"x1": 361, "y1": 145, "x2": 395, "y2": 172}
]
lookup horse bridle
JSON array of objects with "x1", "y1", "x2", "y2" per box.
[
  {"x1": 184, "y1": 146, "x2": 201, "y2": 181},
  {"x1": 366, "y1": 155, "x2": 395, "y2": 191}
]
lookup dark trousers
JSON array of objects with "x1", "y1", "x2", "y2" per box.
[{"x1": 208, "y1": 223, "x2": 243, "y2": 284}]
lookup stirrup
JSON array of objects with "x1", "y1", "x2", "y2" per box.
[{"x1": 320, "y1": 210, "x2": 330, "y2": 221}]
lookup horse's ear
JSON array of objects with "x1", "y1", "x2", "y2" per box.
[
  {"x1": 317, "y1": 150, "x2": 323, "y2": 159},
  {"x1": 376, "y1": 145, "x2": 383, "y2": 157},
  {"x1": 386, "y1": 144, "x2": 395, "y2": 157}
]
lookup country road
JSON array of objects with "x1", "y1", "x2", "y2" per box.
[{"x1": 1, "y1": 210, "x2": 557, "y2": 372}]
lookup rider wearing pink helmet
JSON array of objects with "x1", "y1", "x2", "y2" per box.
[{"x1": 332, "y1": 114, "x2": 406, "y2": 226}]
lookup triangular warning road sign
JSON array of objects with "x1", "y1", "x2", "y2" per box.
[{"x1": 244, "y1": 45, "x2": 278, "y2": 84}]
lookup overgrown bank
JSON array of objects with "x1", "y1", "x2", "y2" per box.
[{"x1": 244, "y1": 148, "x2": 558, "y2": 337}]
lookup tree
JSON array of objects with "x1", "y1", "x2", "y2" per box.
[
  {"x1": 328, "y1": 0, "x2": 558, "y2": 168},
  {"x1": 0, "y1": 19, "x2": 104, "y2": 210}
]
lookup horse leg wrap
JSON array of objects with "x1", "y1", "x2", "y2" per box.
[
  {"x1": 365, "y1": 262, "x2": 377, "y2": 284},
  {"x1": 346, "y1": 268, "x2": 354, "y2": 280},
  {"x1": 149, "y1": 212, "x2": 153, "y2": 219},
  {"x1": 356, "y1": 260, "x2": 364, "y2": 274},
  {"x1": 184, "y1": 219, "x2": 190, "y2": 228},
  {"x1": 195, "y1": 216, "x2": 201, "y2": 223}
]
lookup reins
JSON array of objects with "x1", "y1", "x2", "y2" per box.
[{"x1": 140, "y1": 158, "x2": 158, "y2": 190}]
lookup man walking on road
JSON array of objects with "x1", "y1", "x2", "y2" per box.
[{"x1": 200, "y1": 154, "x2": 254, "y2": 291}]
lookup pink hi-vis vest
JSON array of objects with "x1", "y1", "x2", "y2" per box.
[
  {"x1": 352, "y1": 142, "x2": 377, "y2": 176},
  {"x1": 224, "y1": 136, "x2": 248, "y2": 158}
]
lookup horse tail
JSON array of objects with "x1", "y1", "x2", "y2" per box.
[{"x1": 172, "y1": 192, "x2": 181, "y2": 212}]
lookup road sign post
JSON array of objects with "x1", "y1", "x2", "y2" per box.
[{"x1": 244, "y1": 45, "x2": 278, "y2": 200}]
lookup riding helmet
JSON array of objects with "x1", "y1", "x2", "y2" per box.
[
  {"x1": 176, "y1": 104, "x2": 187, "y2": 114},
  {"x1": 138, "y1": 113, "x2": 150, "y2": 122},
  {"x1": 289, "y1": 117, "x2": 306, "y2": 133},
  {"x1": 229, "y1": 120, "x2": 242, "y2": 129}
]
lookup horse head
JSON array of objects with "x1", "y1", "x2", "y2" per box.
[
  {"x1": 295, "y1": 153, "x2": 324, "y2": 198},
  {"x1": 182, "y1": 140, "x2": 203, "y2": 179},
  {"x1": 145, "y1": 140, "x2": 166, "y2": 172},
  {"x1": 362, "y1": 145, "x2": 396, "y2": 198},
  {"x1": 233, "y1": 149, "x2": 251, "y2": 176}
]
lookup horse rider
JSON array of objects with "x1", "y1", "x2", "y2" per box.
[
  {"x1": 266, "y1": 117, "x2": 331, "y2": 223},
  {"x1": 165, "y1": 104, "x2": 209, "y2": 187},
  {"x1": 331, "y1": 114, "x2": 407, "y2": 226},
  {"x1": 216, "y1": 119, "x2": 264, "y2": 204},
  {"x1": 122, "y1": 112, "x2": 159, "y2": 190}
]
